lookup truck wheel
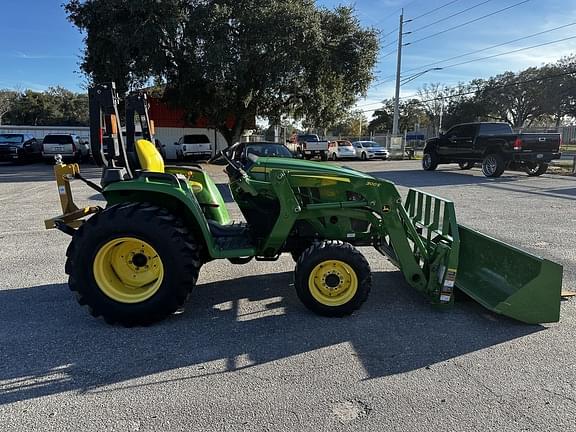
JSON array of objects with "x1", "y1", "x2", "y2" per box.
[
  {"x1": 65, "y1": 202, "x2": 201, "y2": 326},
  {"x1": 294, "y1": 241, "x2": 371, "y2": 317},
  {"x1": 320, "y1": 152, "x2": 328, "y2": 161},
  {"x1": 458, "y1": 161, "x2": 475, "y2": 170},
  {"x1": 525, "y1": 162, "x2": 548, "y2": 176},
  {"x1": 422, "y1": 151, "x2": 439, "y2": 171},
  {"x1": 482, "y1": 153, "x2": 505, "y2": 178}
]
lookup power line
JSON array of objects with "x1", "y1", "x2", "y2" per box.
[
  {"x1": 379, "y1": 27, "x2": 398, "y2": 42},
  {"x1": 381, "y1": 0, "x2": 425, "y2": 23},
  {"x1": 409, "y1": 0, "x2": 496, "y2": 34},
  {"x1": 380, "y1": 39, "x2": 398, "y2": 50},
  {"x1": 400, "y1": 21, "x2": 576, "y2": 76},
  {"x1": 371, "y1": 32, "x2": 576, "y2": 90},
  {"x1": 357, "y1": 69, "x2": 576, "y2": 114},
  {"x1": 375, "y1": 0, "x2": 532, "y2": 74},
  {"x1": 429, "y1": 34, "x2": 576, "y2": 72},
  {"x1": 409, "y1": 0, "x2": 462, "y2": 22},
  {"x1": 379, "y1": 49, "x2": 397, "y2": 60},
  {"x1": 405, "y1": 0, "x2": 531, "y2": 46},
  {"x1": 411, "y1": 69, "x2": 576, "y2": 104}
]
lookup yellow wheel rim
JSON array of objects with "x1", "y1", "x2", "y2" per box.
[
  {"x1": 93, "y1": 237, "x2": 164, "y2": 303},
  {"x1": 308, "y1": 260, "x2": 358, "y2": 306}
]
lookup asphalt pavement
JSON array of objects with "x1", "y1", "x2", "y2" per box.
[{"x1": 0, "y1": 159, "x2": 574, "y2": 432}]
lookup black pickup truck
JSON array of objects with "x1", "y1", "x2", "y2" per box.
[{"x1": 422, "y1": 122, "x2": 562, "y2": 177}]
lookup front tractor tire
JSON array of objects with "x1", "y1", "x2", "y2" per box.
[
  {"x1": 65, "y1": 202, "x2": 201, "y2": 326},
  {"x1": 294, "y1": 241, "x2": 371, "y2": 317}
]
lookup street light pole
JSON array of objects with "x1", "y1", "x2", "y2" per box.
[{"x1": 392, "y1": 10, "x2": 404, "y2": 136}]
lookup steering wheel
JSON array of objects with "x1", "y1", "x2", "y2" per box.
[{"x1": 209, "y1": 145, "x2": 258, "y2": 196}]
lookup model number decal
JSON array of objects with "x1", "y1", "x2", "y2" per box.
[{"x1": 366, "y1": 181, "x2": 381, "y2": 187}]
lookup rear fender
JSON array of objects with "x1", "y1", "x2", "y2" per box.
[{"x1": 102, "y1": 177, "x2": 217, "y2": 257}]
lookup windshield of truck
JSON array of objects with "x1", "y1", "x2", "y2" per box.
[
  {"x1": 479, "y1": 123, "x2": 513, "y2": 135},
  {"x1": 0, "y1": 134, "x2": 23, "y2": 144},
  {"x1": 182, "y1": 134, "x2": 210, "y2": 144},
  {"x1": 43, "y1": 135, "x2": 74, "y2": 144}
]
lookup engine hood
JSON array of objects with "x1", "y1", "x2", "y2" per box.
[{"x1": 249, "y1": 156, "x2": 373, "y2": 180}]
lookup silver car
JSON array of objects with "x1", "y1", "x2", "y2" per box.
[
  {"x1": 42, "y1": 134, "x2": 90, "y2": 162},
  {"x1": 352, "y1": 140, "x2": 390, "y2": 160}
]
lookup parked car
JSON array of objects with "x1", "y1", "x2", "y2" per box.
[
  {"x1": 176, "y1": 134, "x2": 213, "y2": 160},
  {"x1": 327, "y1": 140, "x2": 356, "y2": 160},
  {"x1": 422, "y1": 122, "x2": 562, "y2": 177},
  {"x1": 42, "y1": 134, "x2": 89, "y2": 163},
  {"x1": 351, "y1": 141, "x2": 390, "y2": 160},
  {"x1": 0, "y1": 133, "x2": 42, "y2": 163},
  {"x1": 232, "y1": 141, "x2": 293, "y2": 162},
  {"x1": 286, "y1": 133, "x2": 329, "y2": 160}
]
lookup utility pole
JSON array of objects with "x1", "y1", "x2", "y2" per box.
[{"x1": 392, "y1": 10, "x2": 404, "y2": 136}]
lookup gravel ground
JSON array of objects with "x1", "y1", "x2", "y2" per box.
[{"x1": 0, "y1": 160, "x2": 574, "y2": 432}]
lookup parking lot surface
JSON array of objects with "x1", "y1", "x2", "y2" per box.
[{"x1": 0, "y1": 160, "x2": 575, "y2": 431}]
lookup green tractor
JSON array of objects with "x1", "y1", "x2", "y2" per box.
[{"x1": 45, "y1": 83, "x2": 564, "y2": 326}]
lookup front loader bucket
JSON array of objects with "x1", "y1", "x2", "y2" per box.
[{"x1": 456, "y1": 225, "x2": 563, "y2": 324}]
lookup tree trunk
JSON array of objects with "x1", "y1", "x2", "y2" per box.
[{"x1": 231, "y1": 119, "x2": 245, "y2": 145}]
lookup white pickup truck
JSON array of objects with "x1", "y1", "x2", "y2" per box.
[
  {"x1": 176, "y1": 134, "x2": 213, "y2": 161},
  {"x1": 287, "y1": 134, "x2": 329, "y2": 161}
]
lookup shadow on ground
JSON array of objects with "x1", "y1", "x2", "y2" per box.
[
  {"x1": 0, "y1": 270, "x2": 541, "y2": 405},
  {"x1": 368, "y1": 168, "x2": 576, "y2": 201},
  {"x1": 0, "y1": 162, "x2": 102, "y2": 183},
  {"x1": 369, "y1": 168, "x2": 524, "y2": 188}
]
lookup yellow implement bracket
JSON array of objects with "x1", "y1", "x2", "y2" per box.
[{"x1": 44, "y1": 161, "x2": 100, "y2": 230}]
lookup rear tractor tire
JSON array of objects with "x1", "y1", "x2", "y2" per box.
[
  {"x1": 65, "y1": 202, "x2": 201, "y2": 326},
  {"x1": 525, "y1": 162, "x2": 548, "y2": 177},
  {"x1": 482, "y1": 153, "x2": 505, "y2": 178},
  {"x1": 294, "y1": 241, "x2": 371, "y2": 317}
]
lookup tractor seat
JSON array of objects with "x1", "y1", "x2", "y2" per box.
[
  {"x1": 135, "y1": 139, "x2": 203, "y2": 193},
  {"x1": 136, "y1": 139, "x2": 165, "y2": 173}
]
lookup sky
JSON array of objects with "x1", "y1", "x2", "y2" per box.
[{"x1": 0, "y1": 0, "x2": 575, "y2": 117}]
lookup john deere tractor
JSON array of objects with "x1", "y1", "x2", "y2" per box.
[{"x1": 45, "y1": 83, "x2": 564, "y2": 326}]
